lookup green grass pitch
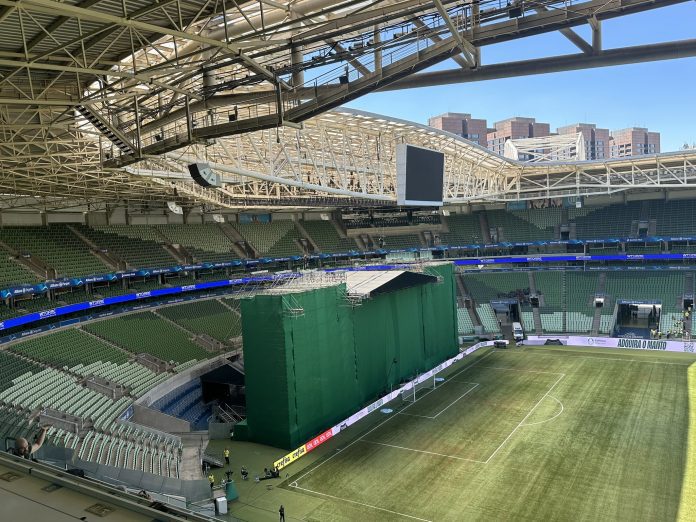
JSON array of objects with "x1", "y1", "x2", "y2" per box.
[{"x1": 280, "y1": 346, "x2": 696, "y2": 522}]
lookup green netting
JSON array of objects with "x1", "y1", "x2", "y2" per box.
[{"x1": 242, "y1": 264, "x2": 458, "y2": 449}]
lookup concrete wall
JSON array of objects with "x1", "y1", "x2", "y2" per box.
[{"x1": 132, "y1": 404, "x2": 191, "y2": 433}]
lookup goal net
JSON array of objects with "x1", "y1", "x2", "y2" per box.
[{"x1": 400, "y1": 374, "x2": 437, "y2": 404}]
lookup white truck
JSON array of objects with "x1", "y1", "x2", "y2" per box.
[{"x1": 512, "y1": 322, "x2": 524, "y2": 342}]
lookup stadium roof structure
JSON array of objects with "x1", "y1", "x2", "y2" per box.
[
  {"x1": 0, "y1": 0, "x2": 694, "y2": 210},
  {"x1": 4, "y1": 106, "x2": 696, "y2": 210}
]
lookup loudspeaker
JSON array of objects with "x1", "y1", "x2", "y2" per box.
[{"x1": 188, "y1": 163, "x2": 221, "y2": 188}]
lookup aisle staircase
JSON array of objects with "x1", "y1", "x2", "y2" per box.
[
  {"x1": 528, "y1": 272, "x2": 542, "y2": 334},
  {"x1": 591, "y1": 273, "x2": 608, "y2": 335}
]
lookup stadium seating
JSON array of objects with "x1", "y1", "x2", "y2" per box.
[
  {"x1": 380, "y1": 234, "x2": 422, "y2": 250},
  {"x1": 487, "y1": 208, "x2": 558, "y2": 242},
  {"x1": 440, "y1": 214, "x2": 482, "y2": 246},
  {"x1": 520, "y1": 311, "x2": 535, "y2": 332},
  {"x1": 0, "y1": 250, "x2": 38, "y2": 288},
  {"x1": 604, "y1": 272, "x2": 683, "y2": 312},
  {"x1": 70, "y1": 361, "x2": 169, "y2": 397},
  {"x1": 463, "y1": 272, "x2": 530, "y2": 303},
  {"x1": 84, "y1": 312, "x2": 211, "y2": 363},
  {"x1": 456, "y1": 308, "x2": 475, "y2": 335},
  {"x1": 151, "y1": 381, "x2": 213, "y2": 431},
  {"x1": 0, "y1": 351, "x2": 43, "y2": 393},
  {"x1": 300, "y1": 220, "x2": 358, "y2": 253},
  {"x1": 540, "y1": 312, "x2": 564, "y2": 333},
  {"x1": 77, "y1": 225, "x2": 177, "y2": 268},
  {"x1": 566, "y1": 312, "x2": 593, "y2": 333},
  {"x1": 157, "y1": 299, "x2": 241, "y2": 342},
  {"x1": 0, "y1": 225, "x2": 109, "y2": 277},
  {"x1": 569, "y1": 202, "x2": 641, "y2": 239},
  {"x1": 599, "y1": 314, "x2": 614, "y2": 334},
  {"x1": 9, "y1": 329, "x2": 129, "y2": 367},
  {"x1": 565, "y1": 272, "x2": 600, "y2": 312},
  {"x1": 476, "y1": 304, "x2": 500, "y2": 333},
  {"x1": 156, "y1": 224, "x2": 238, "y2": 262},
  {"x1": 232, "y1": 221, "x2": 303, "y2": 257},
  {"x1": 660, "y1": 312, "x2": 685, "y2": 336},
  {"x1": 533, "y1": 272, "x2": 563, "y2": 311}
]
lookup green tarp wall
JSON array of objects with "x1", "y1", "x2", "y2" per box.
[{"x1": 242, "y1": 264, "x2": 458, "y2": 449}]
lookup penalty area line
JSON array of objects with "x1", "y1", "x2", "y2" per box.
[
  {"x1": 292, "y1": 484, "x2": 433, "y2": 521},
  {"x1": 484, "y1": 372, "x2": 566, "y2": 464}
]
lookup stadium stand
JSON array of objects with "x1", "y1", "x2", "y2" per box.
[
  {"x1": 157, "y1": 299, "x2": 241, "y2": 342},
  {"x1": 463, "y1": 272, "x2": 531, "y2": 304},
  {"x1": 476, "y1": 304, "x2": 500, "y2": 333},
  {"x1": 9, "y1": 329, "x2": 129, "y2": 367},
  {"x1": 0, "y1": 250, "x2": 39, "y2": 288},
  {"x1": 0, "y1": 225, "x2": 109, "y2": 277},
  {"x1": 0, "y1": 351, "x2": 43, "y2": 393},
  {"x1": 151, "y1": 381, "x2": 212, "y2": 431},
  {"x1": 440, "y1": 214, "x2": 482, "y2": 246},
  {"x1": 156, "y1": 224, "x2": 238, "y2": 262},
  {"x1": 487, "y1": 208, "x2": 558, "y2": 242},
  {"x1": 300, "y1": 220, "x2": 358, "y2": 252},
  {"x1": 380, "y1": 234, "x2": 422, "y2": 249},
  {"x1": 604, "y1": 271, "x2": 683, "y2": 312},
  {"x1": 77, "y1": 225, "x2": 177, "y2": 268},
  {"x1": 456, "y1": 308, "x2": 475, "y2": 335},
  {"x1": 232, "y1": 220, "x2": 303, "y2": 257},
  {"x1": 569, "y1": 202, "x2": 641, "y2": 239},
  {"x1": 84, "y1": 312, "x2": 211, "y2": 363}
]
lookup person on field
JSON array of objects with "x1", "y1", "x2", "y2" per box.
[{"x1": 224, "y1": 448, "x2": 230, "y2": 466}]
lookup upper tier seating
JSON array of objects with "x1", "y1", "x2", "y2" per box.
[
  {"x1": 156, "y1": 224, "x2": 238, "y2": 263},
  {"x1": 158, "y1": 299, "x2": 241, "y2": 342},
  {"x1": 232, "y1": 221, "x2": 302, "y2": 257},
  {"x1": 84, "y1": 312, "x2": 211, "y2": 363},
  {"x1": 0, "y1": 250, "x2": 38, "y2": 288},
  {"x1": 9, "y1": 329, "x2": 128, "y2": 367},
  {"x1": 487, "y1": 208, "x2": 559, "y2": 242},
  {"x1": 77, "y1": 225, "x2": 177, "y2": 268},
  {"x1": 440, "y1": 214, "x2": 481, "y2": 246},
  {"x1": 569, "y1": 202, "x2": 642, "y2": 239},
  {"x1": 300, "y1": 220, "x2": 358, "y2": 253},
  {"x1": 0, "y1": 225, "x2": 109, "y2": 277}
]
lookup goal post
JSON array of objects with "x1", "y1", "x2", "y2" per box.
[{"x1": 400, "y1": 373, "x2": 437, "y2": 404}]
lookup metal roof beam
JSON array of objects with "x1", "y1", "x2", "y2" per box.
[{"x1": 432, "y1": 0, "x2": 476, "y2": 66}]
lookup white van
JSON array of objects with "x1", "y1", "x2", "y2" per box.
[{"x1": 512, "y1": 322, "x2": 524, "y2": 342}]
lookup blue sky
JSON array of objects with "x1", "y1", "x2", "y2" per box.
[{"x1": 346, "y1": 3, "x2": 696, "y2": 152}]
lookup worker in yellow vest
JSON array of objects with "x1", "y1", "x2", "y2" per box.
[
  {"x1": 224, "y1": 448, "x2": 230, "y2": 466},
  {"x1": 208, "y1": 473, "x2": 215, "y2": 492}
]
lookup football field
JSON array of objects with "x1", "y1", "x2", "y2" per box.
[{"x1": 284, "y1": 346, "x2": 696, "y2": 522}]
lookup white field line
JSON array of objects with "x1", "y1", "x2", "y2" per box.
[
  {"x1": 399, "y1": 382, "x2": 480, "y2": 419},
  {"x1": 477, "y1": 365, "x2": 565, "y2": 375},
  {"x1": 521, "y1": 395, "x2": 564, "y2": 427},
  {"x1": 483, "y1": 373, "x2": 566, "y2": 464},
  {"x1": 493, "y1": 349, "x2": 693, "y2": 366},
  {"x1": 292, "y1": 349, "x2": 497, "y2": 485},
  {"x1": 293, "y1": 485, "x2": 433, "y2": 522},
  {"x1": 359, "y1": 440, "x2": 487, "y2": 464}
]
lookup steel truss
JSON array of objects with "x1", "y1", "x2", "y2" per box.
[{"x1": 0, "y1": 0, "x2": 691, "y2": 180}]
